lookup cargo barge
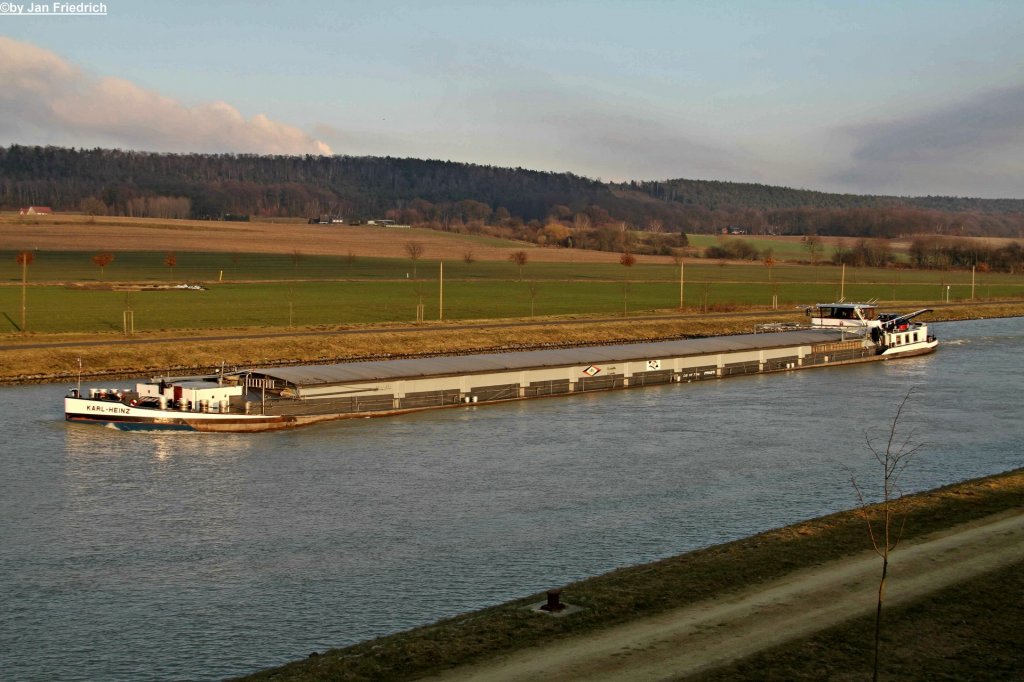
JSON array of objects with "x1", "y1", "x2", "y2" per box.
[{"x1": 64, "y1": 314, "x2": 937, "y2": 432}]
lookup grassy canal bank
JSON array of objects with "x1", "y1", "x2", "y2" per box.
[
  {"x1": 238, "y1": 469, "x2": 1024, "y2": 681},
  {"x1": 1, "y1": 300, "x2": 1022, "y2": 384}
]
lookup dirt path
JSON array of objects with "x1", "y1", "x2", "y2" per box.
[{"x1": 424, "y1": 510, "x2": 1024, "y2": 682}]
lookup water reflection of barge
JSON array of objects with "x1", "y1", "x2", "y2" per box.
[{"x1": 65, "y1": 324, "x2": 937, "y2": 433}]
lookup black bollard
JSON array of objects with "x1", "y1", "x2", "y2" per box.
[{"x1": 541, "y1": 589, "x2": 564, "y2": 612}]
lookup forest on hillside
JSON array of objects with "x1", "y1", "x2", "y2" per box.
[
  {"x1": 3, "y1": 145, "x2": 1024, "y2": 243},
  {"x1": 630, "y1": 178, "x2": 1024, "y2": 213}
]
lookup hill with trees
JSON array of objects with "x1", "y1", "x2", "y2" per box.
[
  {"x1": 628, "y1": 177, "x2": 1024, "y2": 213},
  {"x1": 2, "y1": 145, "x2": 1023, "y2": 243}
]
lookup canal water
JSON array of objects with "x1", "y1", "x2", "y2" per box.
[{"x1": 1, "y1": 318, "x2": 1021, "y2": 681}]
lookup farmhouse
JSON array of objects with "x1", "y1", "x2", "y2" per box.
[{"x1": 19, "y1": 206, "x2": 54, "y2": 216}]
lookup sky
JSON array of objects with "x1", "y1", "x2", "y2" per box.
[{"x1": 1, "y1": 0, "x2": 1023, "y2": 198}]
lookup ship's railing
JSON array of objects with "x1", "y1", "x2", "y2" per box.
[{"x1": 245, "y1": 377, "x2": 279, "y2": 390}]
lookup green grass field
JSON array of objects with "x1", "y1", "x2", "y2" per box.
[
  {"x1": 685, "y1": 233, "x2": 913, "y2": 263},
  {"x1": 2, "y1": 249, "x2": 1011, "y2": 284},
  {"x1": 686, "y1": 234, "x2": 819, "y2": 261},
  {"x1": 2, "y1": 250, "x2": 1022, "y2": 333}
]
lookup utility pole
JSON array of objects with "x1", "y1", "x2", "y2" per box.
[
  {"x1": 21, "y1": 257, "x2": 27, "y2": 331},
  {"x1": 439, "y1": 260, "x2": 444, "y2": 321},
  {"x1": 288, "y1": 286, "x2": 294, "y2": 328},
  {"x1": 16, "y1": 251, "x2": 33, "y2": 332},
  {"x1": 679, "y1": 261, "x2": 685, "y2": 309}
]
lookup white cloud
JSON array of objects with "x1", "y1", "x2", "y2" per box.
[{"x1": 0, "y1": 37, "x2": 331, "y2": 156}]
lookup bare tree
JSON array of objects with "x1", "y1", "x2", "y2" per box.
[
  {"x1": 620, "y1": 252, "x2": 636, "y2": 315},
  {"x1": 164, "y1": 252, "x2": 177, "y2": 280},
  {"x1": 91, "y1": 252, "x2": 114, "y2": 279},
  {"x1": 543, "y1": 222, "x2": 571, "y2": 246},
  {"x1": 509, "y1": 250, "x2": 528, "y2": 281},
  {"x1": 405, "y1": 241, "x2": 425, "y2": 278},
  {"x1": 850, "y1": 388, "x2": 923, "y2": 682},
  {"x1": 762, "y1": 251, "x2": 775, "y2": 282},
  {"x1": 804, "y1": 234, "x2": 823, "y2": 264},
  {"x1": 80, "y1": 196, "x2": 107, "y2": 216},
  {"x1": 463, "y1": 250, "x2": 476, "y2": 265}
]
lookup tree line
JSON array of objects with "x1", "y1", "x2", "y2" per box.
[
  {"x1": 704, "y1": 234, "x2": 1024, "y2": 273},
  {"x1": 827, "y1": 235, "x2": 1024, "y2": 272},
  {"x1": 629, "y1": 177, "x2": 1024, "y2": 213},
  {"x1": 907, "y1": 236, "x2": 1024, "y2": 273}
]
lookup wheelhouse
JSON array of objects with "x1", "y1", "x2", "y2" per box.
[{"x1": 807, "y1": 302, "x2": 880, "y2": 328}]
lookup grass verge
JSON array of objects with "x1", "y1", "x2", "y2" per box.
[
  {"x1": 237, "y1": 469, "x2": 1024, "y2": 681},
  {"x1": 692, "y1": 559, "x2": 1023, "y2": 681},
  {"x1": 2, "y1": 301, "x2": 1022, "y2": 384}
]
